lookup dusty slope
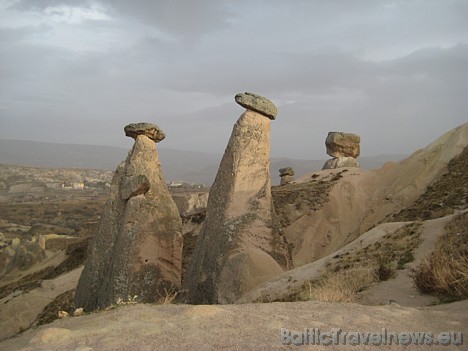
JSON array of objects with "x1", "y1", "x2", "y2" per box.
[
  {"x1": 1, "y1": 300, "x2": 466, "y2": 351},
  {"x1": 237, "y1": 221, "x2": 409, "y2": 303},
  {"x1": 391, "y1": 145, "x2": 468, "y2": 221},
  {"x1": 277, "y1": 123, "x2": 467, "y2": 266},
  {"x1": 0, "y1": 267, "x2": 83, "y2": 341},
  {"x1": 238, "y1": 211, "x2": 465, "y2": 304},
  {"x1": 356, "y1": 215, "x2": 457, "y2": 306}
]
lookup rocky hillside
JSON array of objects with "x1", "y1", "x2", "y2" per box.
[
  {"x1": 271, "y1": 123, "x2": 467, "y2": 267},
  {"x1": 238, "y1": 123, "x2": 467, "y2": 303}
]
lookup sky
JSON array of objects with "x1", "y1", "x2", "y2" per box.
[{"x1": 0, "y1": 0, "x2": 467, "y2": 159}]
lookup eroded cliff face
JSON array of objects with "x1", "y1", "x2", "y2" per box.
[
  {"x1": 75, "y1": 125, "x2": 183, "y2": 311},
  {"x1": 184, "y1": 96, "x2": 292, "y2": 304}
]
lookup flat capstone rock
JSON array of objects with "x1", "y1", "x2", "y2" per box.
[
  {"x1": 279, "y1": 167, "x2": 294, "y2": 176},
  {"x1": 235, "y1": 92, "x2": 278, "y2": 120},
  {"x1": 124, "y1": 122, "x2": 166, "y2": 143}
]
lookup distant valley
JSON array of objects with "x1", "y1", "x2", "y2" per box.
[{"x1": 0, "y1": 139, "x2": 407, "y2": 185}]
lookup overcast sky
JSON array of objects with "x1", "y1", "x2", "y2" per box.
[{"x1": 0, "y1": 0, "x2": 467, "y2": 159}]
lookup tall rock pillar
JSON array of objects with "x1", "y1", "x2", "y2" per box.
[
  {"x1": 184, "y1": 92, "x2": 292, "y2": 304},
  {"x1": 75, "y1": 123, "x2": 183, "y2": 311}
]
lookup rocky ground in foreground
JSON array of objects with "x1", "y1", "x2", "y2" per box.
[{"x1": 1, "y1": 300, "x2": 466, "y2": 351}]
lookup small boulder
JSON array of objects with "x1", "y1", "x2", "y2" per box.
[
  {"x1": 58, "y1": 311, "x2": 69, "y2": 319},
  {"x1": 124, "y1": 122, "x2": 166, "y2": 143},
  {"x1": 235, "y1": 92, "x2": 278, "y2": 120},
  {"x1": 73, "y1": 308, "x2": 84, "y2": 317}
]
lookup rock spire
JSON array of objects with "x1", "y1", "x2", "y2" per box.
[
  {"x1": 75, "y1": 122, "x2": 183, "y2": 311},
  {"x1": 184, "y1": 93, "x2": 292, "y2": 304}
]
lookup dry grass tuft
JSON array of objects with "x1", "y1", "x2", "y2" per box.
[
  {"x1": 412, "y1": 212, "x2": 468, "y2": 301},
  {"x1": 300, "y1": 268, "x2": 377, "y2": 303},
  {"x1": 115, "y1": 295, "x2": 139, "y2": 306},
  {"x1": 158, "y1": 287, "x2": 180, "y2": 304}
]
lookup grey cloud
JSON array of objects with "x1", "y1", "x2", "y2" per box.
[
  {"x1": 9, "y1": 0, "x2": 93, "y2": 11},
  {"x1": 0, "y1": 23, "x2": 51, "y2": 43},
  {"x1": 102, "y1": 0, "x2": 234, "y2": 38}
]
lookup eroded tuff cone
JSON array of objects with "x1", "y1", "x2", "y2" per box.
[
  {"x1": 124, "y1": 122, "x2": 166, "y2": 143},
  {"x1": 75, "y1": 124, "x2": 183, "y2": 311},
  {"x1": 235, "y1": 92, "x2": 278, "y2": 120},
  {"x1": 184, "y1": 104, "x2": 292, "y2": 304},
  {"x1": 322, "y1": 156, "x2": 360, "y2": 170},
  {"x1": 326, "y1": 132, "x2": 360, "y2": 158}
]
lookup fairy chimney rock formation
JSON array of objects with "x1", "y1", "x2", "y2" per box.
[
  {"x1": 75, "y1": 122, "x2": 183, "y2": 311},
  {"x1": 323, "y1": 132, "x2": 361, "y2": 170},
  {"x1": 184, "y1": 92, "x2": 292, "y2": 304},
  {"x1": 279, "y1": 167, "x2": 295, "y2": 185}
]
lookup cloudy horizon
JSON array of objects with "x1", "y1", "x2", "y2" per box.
[{"x1": 0, "y1": 0, "x2": 467, "y2": 159}]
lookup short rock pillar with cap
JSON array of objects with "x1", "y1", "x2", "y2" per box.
[
  {"x1": 322, "y1": 131, "x2": 361, "y2": 170},
  {"x1": 279, "y1": 167, "x2": 295, "y2": 185}
]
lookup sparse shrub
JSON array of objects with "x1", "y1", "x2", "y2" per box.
[
  {"x1": 116, "y1": 295, "x2": 139, "y2": 305},
  {"x1": 375, "y1": 254, "x2": 396, "y2": 281},
  {"x1": 397, "y1": 251, "x2": 414, "y2": 270},
  {"x1": 412, "y1": 213, "x2": 468, "y2": 301},
  {"x1": 158, "y1": 287, "x2": 180, "y2": 304},
  {"x1": 299, "y1": 268, "x2": 377, "y2": 303}
]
